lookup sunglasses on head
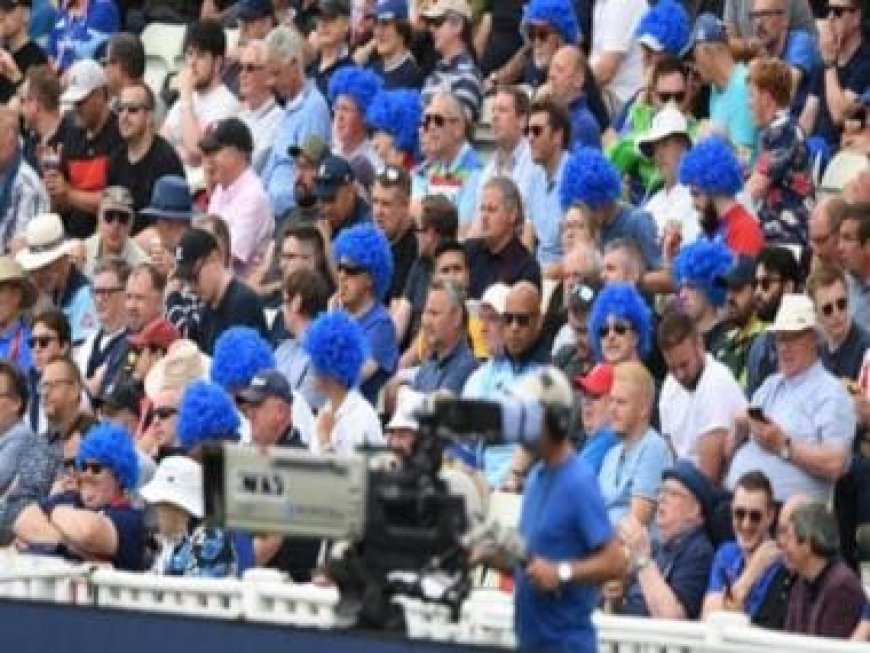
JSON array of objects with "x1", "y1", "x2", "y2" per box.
[
  {"x1": 598, "y1": 321, "x2": 631, "y2": 338},
  {"x1": 820, "y1": 296, "x2": 847, "y2": 317},
  {"x1": 103, "y1": 210, "x2": 132, "y2": 226},
  {"x1": 78, "y1": 461, "x2": 105, "y2": 475},
  {"x1": 828, "y1": 4, "x2": 857, "y2": 18},
  {"x1": 732, "y1": 507, "x2": 764, "y2": 525},
  {"x1": 657, "y1": 90, "x2": 686, "y2": 104},
  {"x1": 503, "y1": 311, "x2": 534, "y2": 327}
]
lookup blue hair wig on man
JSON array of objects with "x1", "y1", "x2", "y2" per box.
[
  {"x1": 76, "y1": 423, "x2": 139, "y2": 491},
  {"x1": 673, "y1": 239, "x2": 734, "y2": 308},
  {"x1": 678, "y1": 136, "x2": 744, "y2": 197},
  {"x1": 211, "y1": 327, "x2": 276, "y2": 391},
  {"x1": 365, "y1": 89, "x2": 423, "y2": 158},
  {"x1": 635, "y1": 0, "x2": 691, "y2": 56},
  {"x1": 328, "y1": 66, "x2": 383, "y2": 113},
  {"x1": 587, "y1": 283, "x2": 653, "y2": 361},
  {"x1": 303, "y1": 310, "x2": 366, "y2": 389},
  {"x1": 333, "y1": 223, "x2": 394, "y2": 300},
  {"x1": 522, "y1": 0, "x2": 580, "y2": 44},
  {"x1": 177, "y1": 380, "x2": 241, "y2": 451},
  {"x1": 560, "y1": 147, "x2": 622, "y2": 211}
]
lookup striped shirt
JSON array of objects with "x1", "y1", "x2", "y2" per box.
[
  {"x1": 421, "y1": 52, "x2": 483, "y2": 123},
  {"x1": 0, "y1": 159, "x2": 49, "y2": 253}
]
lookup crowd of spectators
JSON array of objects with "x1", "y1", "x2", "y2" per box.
[{"x1": 0, "y1": 0, "x2": 867, "y2": 648}]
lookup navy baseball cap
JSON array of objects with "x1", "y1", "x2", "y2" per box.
[
  {"x1": 663, "y1": 460, "x2": 714, "y2": 520},
  {"x1": 237, "y1": 0, "x2": 273, "y2": 21},
  {"x1": 174, "y1": 228, "x2": 219, "y2": 281},
  {"x1": 716, "y1": 256, "x2": 756, "y2": 290},
  {"x1": 237, "y1": 370, "x2": 294, "y2": 405},
  {"x1": 690, "y1": 13, "x2": 727, "y2": 47},
  {"x1": 375, "y1": 0, "x2": 408, "y2": 21},
  {"x1": 315, "y1": 154, "x2": 355, "y2": 200}
]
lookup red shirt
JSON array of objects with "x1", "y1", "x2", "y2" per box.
[{"x1": 720, "y1": 203, "x2": 764, "y2": 257}]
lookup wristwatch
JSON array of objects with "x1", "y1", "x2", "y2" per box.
[
  {"x1": 558, "y1": 561, "x2": 572, "y2": 584},
  {"x1": 779, "y1": 437, "x2": 792, "y2": 461},
  {"x1": 634, "y1": 555, "x2": 651, "y2": 573}
]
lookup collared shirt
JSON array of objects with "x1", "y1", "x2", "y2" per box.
[
  {"x1": 600, "y1": 204, "x2": 662, "y2": 271},
  {"x1": 622, "y1": 524, "x2": 714, "y2": 619},
  {"x1": 261, "y1": 80, "x2": 332, "y2": 219},
  {"x1": 726, "y1": 360, "x2": 856, "y2": 502},
  {"x1": 239, "y1": 97, "x2": 285, "y2": 173},
  {"x1": 208, "y1": 167, "x2": 274, "y2": 276},
  {"x1": 479, "y1": 139, "x2": 538, "y2": 215},
  {"x1": 412, "y1": 338, "x2": 478, "y2": 395},
  {"x1": 707, "y1": 541, "x2": 783, "y2": 620},
  {"x1": 309, "y1": 388, "x2": 384, "y2": 456},
  {"x1": 83, "y1": 233, "x2": 149, "y2": 278},
  {"x1": 784, "y1": 559, "x2": 864, "y2": 638},
  {"x1": 0, "y1": 427, "x2": 62, "y2": 534},
  {"x1": 846, "y1": 272, "x2": 870, "y2": 328},
  {"x1": 411, "y1": 141, "x2": 483, "y2": 227},
  {"x1": 713, "y1": 316, "x2": 766, "y2": 388},
  {"x1": 275, "y1": 337, "x2": 326, "y2": 412},
  {"x1": 527, "y1": 153, "x2": 567, "y2": 267},
  {"x1": 0, "y1": 157, "x2": 48, "y2": 252},
  {"x1": 465, "y1": 236, "x2": 542, "y2": 299}
]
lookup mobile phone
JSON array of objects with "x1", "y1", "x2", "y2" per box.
[{"x1": 747, "y1": 406, "x2": 768, "y2": 423}]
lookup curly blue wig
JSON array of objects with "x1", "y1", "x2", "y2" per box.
[
  {"x1": 678, "y1": 136, "x2": 744, "y2": 197},
  {"x1": 673, "y1": 239, "x2": 734, "y2": 308},
  {"x1": 328, "y1": 66, "x2": 383, "y2": 113},
  {"x1": 560, "y1": 147, "x2": 621, "y2": 210},
  {"x1": 522, "y1": 0, "x2": 580, "y2": 44},
  {"x1": 177, "y1": 380, "x2": 241, "y2": 451},
  {"x1": 303, "y1": 310, "x2": 367, "y2": 389},
  {"x1": 588, "y1": 283, "x2": 653, "y2": 361},
  {"x1": 211, "y1": 327, "x2": 276, "y2": 391},
  {"x1": 635, "y1": 0, "x2": 691, "y2": 56},
  {"x1": 77, "y1": 423, "x2": 139, "y2": 491},
  {"x1": 333, "y1": 223, "x2": 394, "y2": 300},
  {"x1": 365, "y1": 89, "x2": 422, "y2": 158}
]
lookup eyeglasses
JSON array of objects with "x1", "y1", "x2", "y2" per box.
[
  {"x1": 657, "y1": 91, "x2": 686, "y2": 104},
  {"x1": 828, "y1": 4, "x2": 858, "y2": 18},
  {"x1": 525, "y1": 125, "x2": 546, "y2": 138},
  {"x1": 732, "y1": 507, "x2": 764, "y2": 525},
  {"x1": 117, "y1": 103, "x2": 149, "y2": 114},
  {"x1": 39, "y1": 378, "x2": 75, "y2": 393},
  {"x1": 422, "y1": 113, "x2": 459, "y2": 130},
  {"x1": 749, "y1": 9, "x2": 784, "y2": 19},
  {"x1": 598, "y1": 321, "x2": 632, "y2": 338},
  {"x1": 527, "y1": 27, "x2": 554, "y2": 42},
  {"x1": 103, "y1": 211, "x2": 132, "y2": 226},
  {"x1": 153, "y1": 405, "x2": 178, "y2": 421},
  {"x1": 28, "y1": 335, "x2": 58, "y2": 349},
  {"x1": 338, "y1": 262, "x2": 366, "y2": 276},
  {"x1": 503, "y1": 312, "x2": 534, "y2": 327},
  {"x1": 820, "y1": 297, "x2": 848, "y2": 317},
  {"x1": 756, "y1": 276, "x2": 782, "y2": 292},
  {"x1": 93, "y1": 285, "x2": 124, "y2": 297},
  {"x1": 78, "y1": 461, "x2": 105, "y2": 475},
  {"x1": 240, "y1": 63, "x2": 265, "y2": 73}
]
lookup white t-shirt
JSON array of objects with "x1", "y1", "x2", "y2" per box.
[
  {"x1": 590, "y1": 0, "x2": 646, "y2": 105},
  {"x1": 310, "y1": 389, "x2": 384, "y2": 456},
  {"x1": 643, "y1": 183, "x2": 701, "y2": 245},
  {"x1": 162, "y1": 84, "x2": 241, "y2": 152},
  {"x1": 659, "y1": 355, "x2": 747, "y2": 464}
]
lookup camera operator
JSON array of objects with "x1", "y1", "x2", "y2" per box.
[{"x1": 495, "y1": 367, "x2": 629, "y2": 652}]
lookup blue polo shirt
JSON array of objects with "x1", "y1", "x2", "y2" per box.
[
  {"x1": 600, "y1": 204, "x2": 662, "y2": 271},
  {"x1": 516, "y1": 453, "x2": 613, "y2": 652},
  {"x1": 707, "y1": 541, "x2": 782, "y2": 619},
  {"x1": 357, "y1": 302, "x2": 398, "y2": 405},
  {"x1": 412, "y1": 339, "x2": 478, "y2": 395},
  {"x1": 527, "y1": 154, "x2": 568, "y2": 267}
]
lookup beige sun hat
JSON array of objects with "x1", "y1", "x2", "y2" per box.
[
  {"x1": 144, "y1": 339, "x2": 211, "y2": 400},
  {"x1": 15, "y1": 213, "x2": 67, "y2": 271},
  {"x1": 0, "y1": 256, "x2": 37, "y2": 309}
]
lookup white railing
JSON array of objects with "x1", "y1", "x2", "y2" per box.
[{"x1": 0, "y1": 554, "x2": 867, "y2": 652}]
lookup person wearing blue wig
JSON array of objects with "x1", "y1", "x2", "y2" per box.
[
  {"x1": 328, "y1": 66, "x2": 384, "y2": 188},
  {"x1": 587, "y1": 283, "x2": 653, "y2": 364},
  {"x1": 333, "y1": 223, "x2": 398, "y2": 404},
  {"x1": 13, "y1": 423, "x2": 146, "y2": 571},
  {"x1": 365, "y1": 88, "x2": 423, "y2": 168},
  {"x1": 679, "y1": 136, "x2": 764, "y2": 258},
  {"x1": 673, "y1": 239, "x2": 734, "y2": 352},
  {"x1": 636, "y1": 0, "x2": 691, "y2": 62},
  {"x1": 303, "y1": 310, "x2": 384, "y2": 456},
  {"x1": 211, "y1": 326, "x2": 276, "y2": 393}
]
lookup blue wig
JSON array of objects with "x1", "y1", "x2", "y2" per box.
[
  {"x1": 211, "y1": 327, "x2": 276, "y2": 391},
  {"x1": 635, "y1": 0, "x2": 691, "y2": 56},
  {"x1": 588, "y1": 283, "x2": 653, "y2": 361},
  {"x1": 303, "y1": 310, "x2": 366, "y2": 389},
  {"x1": 333, "y1": 223, "x2": 394, "y2": 300},
  {"x1": 77, "y1": 423, "x2": 138, "y2": 491},
  {"x1": 365, "y1": 89, "x2": 422, "y2": 157},
  {"x1": 560, "y1": 147, "x2": 621, "y2": 210},
  {"x1": 678, "y1": 136, "x2": 744, "y2": 197},
  {"x1": 177, "y1": 380, "x2": 241, "y2": 451},
  {"x1": 522, "y1": 0, "x2": 580, "y2": 44},
  {"x1": 673, "y1": 239, "x2": 734, "y2": 308},
  {"x1": 328, "y1": 66, "x2": 383, "y2": 113}
]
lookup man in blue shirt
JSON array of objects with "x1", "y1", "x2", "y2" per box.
[
  {"x1": 47, "y1": 0, "x2": 118, "y2": 73},
  {"x1": 509, "y1": 367, "x2": 627, "y2": 652}
]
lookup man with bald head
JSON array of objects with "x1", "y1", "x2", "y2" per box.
[
  {"x1": 546, "y1": 45, "x2": 601, "y2": 150},
  {"x1": 810, "y1": 197, "x2": 847, "y2": 267}
]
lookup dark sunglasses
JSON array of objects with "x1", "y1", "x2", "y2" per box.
[
  {"x1": 338, "y1": 262, "x2": 366, "y2": 276},
  {"x1": 527, "y1": 27, "x2": 554, "y2": 42},
  {"x1": 78, "y1": 461, "x2": 105, "y2": 475},
  {"x1": 153, "y1": 405, "x2": 178, "y2": 421},
  {"x1": 503, "y1": 312, "x2": 534, "y2": 327},
  {"x1": 103, "y1": 210, "x2": 132, "y2": 226},
  {"x1": 732, "y1": 507, "x2": 764, "y2": 525},
  {"x1": 422, "y1": 113, "x2": 458, "y2": 130},
  {"x1": 828, "y1": 4, "x2": 857, "y2": 18},
  {"x1": 525, "y1": 125, "x2": 546, "y2": 138},
  {"x1": 28, "y1": 335, "x2": 57, "y2": 349},
  {"x1": 749, "y1": 9, "x2": 784, "y2": 19},
  {"x1": 820, "y1": 297, "x2": 847, "y2": 317},
  {"x1": 598, "y1": 321, "x2": 631, "y2": 338},
  {"x1": 756, "y1": 276, "x2": 781, "y2": 292},
  {"x1": 117, "y1": 102, "x2": 149, "y2": 114},
  {"x1": 657, "y1": 91, "x2": 686, "y2": 104}
]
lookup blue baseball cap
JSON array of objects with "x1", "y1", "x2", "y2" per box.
[
  {"x1": 237, "y1": 0, "x2": 273, "y2": 21},
  {"x1": 691, "y1": 12, "x2": 727, "y2": 47},
  {"x1": 237, "y1": 370, "x2": 294, "y2": 405},
  {"x1": 374, "y1": 0, "x2": 408, "y2": 20}
]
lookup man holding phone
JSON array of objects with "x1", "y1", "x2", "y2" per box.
[{"x1": 725, "y1": 294, "x2": 856, "y2": 504}]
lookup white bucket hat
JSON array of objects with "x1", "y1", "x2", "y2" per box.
[
  {"x1": 768, "y1": 293, "x2": 817, "y2": 333},
  {"x1": 16, "y1": 213, "x2": 68, "y2": 271},
  {"x1": 140, "y1": 456, "x2": 204, "y2": 518},
  {"x1": 636, "y1": 105, "x2": 692, "y2": 159},
  {"x1": 145, "y1": 339, "x2": 211, "y2": 400}
]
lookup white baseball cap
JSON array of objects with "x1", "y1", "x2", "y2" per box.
[
  {"x1": 480, "y1": 282, "x2": 510, "y2": 315},
  {"x1": 61, "y1": 59, "x2": 107, "y2": 104},
  {"x1": 140, "y1": 456, "x2": 204, "y2": 518}
]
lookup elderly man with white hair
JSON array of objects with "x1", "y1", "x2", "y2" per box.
[{"x1": 237, "y1": 39, "x2": 284, "y2": 172}]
